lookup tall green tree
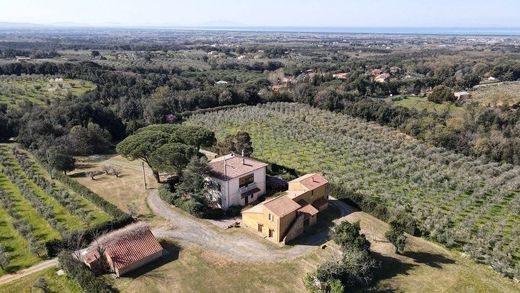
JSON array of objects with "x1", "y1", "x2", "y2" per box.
[
  {"x1": 428, "y1": 85, "x2": 455, "y2": 103},
  {"x1": 331, "y1": 221, "x2": 370, "y2": 251},
  {"x1": 177, "y1": 156, "x2": 212, "y2": 194},
  {"x1": 179, "y1": 126, "x2": 217, "y2": 150},
  {"x1": 116, "y1": 130, "x2": 171, "y2": 182},
  {"x1": 46, "y1": 148, "x2": 76, "y2": 176},
  {"x1": 149, "y1": 143, "x2": 197, "y2": 176},
  {"x1": 117, "y1": 125, "x2": 215, "y2": 182},
  {"x1": 385, "y1": 212, "x2": 414, "y2": 254},
  {"x1": 216, "y1": 131, "x2": 253, "y2": 156}
]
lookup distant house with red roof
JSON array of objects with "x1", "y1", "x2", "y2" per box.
[
  {"x1": 79, "y1": 223, "x2": 165, "y2": 277},
  {"x1": 375, "y1": 73, "x2": 391, "y2": 83},
  {"x1": 242, "y1": 173, "x2": 329, "y2": 244},
  {"x1": 371, "y1": 69, "x2": 383, "y2": 76},
  {"x1": 333, "y1": 72, "x2": 348, "y2": 80}
]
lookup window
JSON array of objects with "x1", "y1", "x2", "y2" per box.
[
  {"x1": 268, "y1": 213, "x2": 272, "y2": 221},
  {"x1": 239, "y1": 174, "x2": 254, "y2": 188}
]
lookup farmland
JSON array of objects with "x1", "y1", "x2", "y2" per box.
[
  {"x1": 0, "y1": 76, "x2": 95, "y2": 109},
  {"x1": 471, "y1": 82, "x2": 520, "y2": 107},
  {"x1": 0, "y1": 144, "x2": 113, "y2": 276},
  {"x1": 391, "y1": 96, "x2": 464, "y2": 115},
  {"x1": 187, "y1": 103, "x2": 520, "y2": 278}
]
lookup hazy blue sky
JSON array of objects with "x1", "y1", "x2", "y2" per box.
[{"x1": 0, "y1": 0, "x2": 519, "y2": 27}]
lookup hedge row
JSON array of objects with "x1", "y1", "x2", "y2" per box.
[
  {"x1": 46, "y1": 215, "x2": 133, "y2": 256},
  {"x1": 58, "y1": 252, "x2": 116, "y2": 293}
]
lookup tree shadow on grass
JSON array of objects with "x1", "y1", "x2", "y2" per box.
[
  {"x1": 367, "y1": 250, "x2": 457, "y2": 291},
  {"x1": 120, "y1": 240, "x2": 180, "y2": 279},
  {"x1": 403, "y1": 251, "x2": 456, "y2": 269},
  {"x1": 73, "y1": 163, "x2": 95, "y2": 170},
  {"x1": 68, "y1": 172, "x2": 87, "y2": 178},
  {"x1": 371, "y1": 252, "x2": 417, "y2": 282}
]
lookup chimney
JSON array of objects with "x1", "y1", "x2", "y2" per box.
[{"x1": 241, "y1": 150, "x2": 245, "y2": 165}]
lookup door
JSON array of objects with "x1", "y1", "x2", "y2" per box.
[
  {"x1": 244, "y1": 196, "x2": 249, "y2": 206},
  {"x1": 257, "y1": 224, "x2": 263, "y2": 233},
  {"x1": 269, "y1": 229, "x2": 274, "y2": 238}
]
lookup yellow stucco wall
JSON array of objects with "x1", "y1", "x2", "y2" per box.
[
  {"x1": 242, "y1": 207, "x2": 297, "y2": 243},
  {"x1": 292, "y1": 184, "x2": 328, "y2": 205},
  {"x1": 242, "y1": 176, "x2": 329, "y2": 243}
]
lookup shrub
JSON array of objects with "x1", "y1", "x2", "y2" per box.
[
  {"x1": 428, "y1": 85, "x2": 455, "y2": 103},
  {"x1": 385, "y1": 228, "x2": 407, "y2": 254},
  {"x1": 58, "y1": 252, "x2": 115, "y2": 293},
  {"x1": 226, "y1": 205, "x2": 242, "y2": 217},
  {"x1": 331, "y1": 221, "x2": 370, "y2": 251}
]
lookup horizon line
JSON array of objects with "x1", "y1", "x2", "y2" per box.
[{"x1": 1, "y1": 22, "x2": 520, "y2": 36}]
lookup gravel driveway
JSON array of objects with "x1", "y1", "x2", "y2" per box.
[{"x1": 148, "y1": 190, "x2": 355, "y2": 262}]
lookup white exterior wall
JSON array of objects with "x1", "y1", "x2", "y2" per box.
[{"x1": 213, "y1": 167, "x2": 266, "y2": 210}]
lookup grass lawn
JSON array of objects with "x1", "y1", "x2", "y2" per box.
[
  {"x1": 343, "y1": 211, "x2": 520, "y2": 293},
  {"x1": 114, "y1": 234, "x2": 520, "y2": 293},
  {"x1": 70, "y1": 155, "x2": 158, "y2": 217},
  {"x1": 0, "y1": 78, "x2": 95, "y2": 109},
  {"x1": 392, "y1": 96, "x2": 464, "y2": 116},
  {"x1": 0, "y1": 267, "x2": 82, "y2": 293},
  {"x1": 113, "y1": 242, "x2": 311, "y2": 293}
]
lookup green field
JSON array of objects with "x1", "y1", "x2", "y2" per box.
[
  {"x1": 186, "y1": 103, "x2": 520, "y2": 277},
  {"x1": 0, "y1": 145, "x2": 112, "y2": 276},
  {"x1": 0, "y1": 267, "x2": 82, "y2": 293},
  {"x1": 392, "y1": 96, "x2": 464, "y2": 115},
  {"x1": 0, "y1": 77, "x2": 95, "y2": 109}
]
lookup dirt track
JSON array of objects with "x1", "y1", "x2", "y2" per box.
[
  {"x1": 148, "y1": 190, "x2": 354, "y2": 262},
  {"x1": 0, "y1": 258, "x2": 58, "y2": 286}
]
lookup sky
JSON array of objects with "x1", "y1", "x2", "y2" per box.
[{"x1": 0, "y1": 0, "x2": 519, "y2": 28}]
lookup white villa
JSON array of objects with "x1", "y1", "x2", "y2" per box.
[{"x1": 208, "y1": 153, "x2": 267, "y2": 210}]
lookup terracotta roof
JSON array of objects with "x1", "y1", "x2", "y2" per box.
[
  {"x1": 81, "y1": 223, "x2": 163, "y2": 273},
  {"x1": 298, "y1": 204, "x2": 319, "y2": 216},
  {"x1": 290, "y1": 173, "x2": 328, "y2": 190},
  {"x1": 264, "y1": 195, "x2": 301, "y2": 218},
  {"x1": 106, "y1": 229, "x2": 163, "y2": 271},
  {"x1": 209, "y1": 154, "x2": 268, "y2": 181}
]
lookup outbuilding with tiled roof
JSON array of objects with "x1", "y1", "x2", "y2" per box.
[{"x1": 79, "y1": 223, "x2": 165, "y2": 277}]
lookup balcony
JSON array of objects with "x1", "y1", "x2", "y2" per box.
[{"x1": 240, "y1": 182, "x2": 259, "y2": 198}]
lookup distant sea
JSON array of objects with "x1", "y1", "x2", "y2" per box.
[
  {"x1": 2, "y1": 24, "x2": 520, "y2": 36},
  {"x1": 187, "y1": 26, "x2": 520, "y2": 36}
]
